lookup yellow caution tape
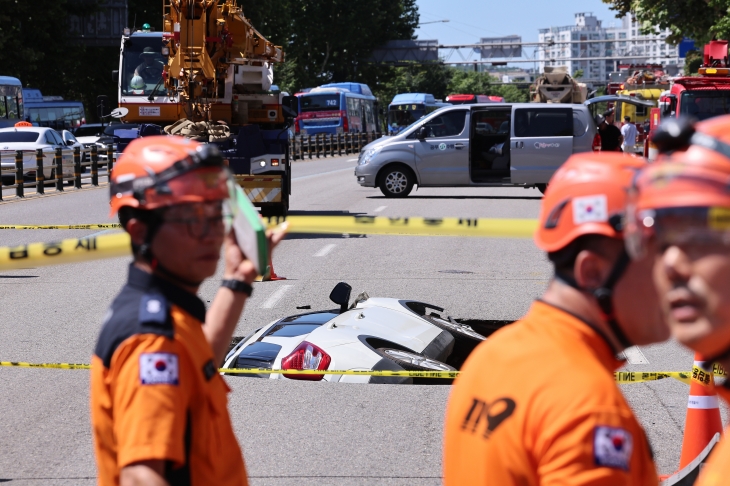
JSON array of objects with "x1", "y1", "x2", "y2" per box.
[
  {"x1": 0, "y1": 233, "x2": 131, "y2": 270},
  {"x1": 0, "y1": 216, "x2": 538, "y2": 238},
  {"x1": 0, "y1": 224, "x2": 121, "y2": 230},
  {"x1": 0, "y1": 217, "x2": 537, "y2": 270},
  {"x1": 614, "y1": 371, "x2": 691, "y2": 385},
  {"x1": 267, "y1": 216, "x2": 538, "y2": 238},
  {"x1": 0, "y1": 361, "x2": 721, "y2": 383}
]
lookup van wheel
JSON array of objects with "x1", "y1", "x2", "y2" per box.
[
  {"x1": 536, "y1": 183, "x2": 548, "y2": 195},
  {"x1": 379, "y1": 165, "x2": 414, "y2": 197}
]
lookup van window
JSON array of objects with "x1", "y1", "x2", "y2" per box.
[
  {"x1": 420, "y1": 110, "x2": 467, "y2": 138},
  {"x1": 514, "y1": 108, "x2": 572, "y2": 137}
]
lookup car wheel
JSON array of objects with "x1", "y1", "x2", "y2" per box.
[
  {"x1": 423, "y1": 315, "x2": 486, "y2": 369},
  {"x1": 378, "y1": 165, "x2": 414, "y2": 198},
  {"x1": 536, "y1": 183, "x2": 548, "y2": 195}
]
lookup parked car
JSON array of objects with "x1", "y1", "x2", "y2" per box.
[
  {"x1": 0, "y1": 126, "x2": 74, "y2": 185},
  {"x1": 60, "y1": 130, "x2": 87, "y2": 162},
  {"x1": 73, "y1": 123, "x2": 138, "y2": 161},
  {"x1": 222, "y1": 282, "x2": 489, "y2": 384},
  {"x1": 354, "y1": 95, "x2": 654, "y2": 196}
]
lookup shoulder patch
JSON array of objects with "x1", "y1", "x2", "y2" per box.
[
  {"x1": 140, "y1": 352, "x2": 179, "y2": 385},
  {"x1": 594, "y1": 425, "x2": 633, "y2": 470},
  {"x1": 139, "y1": 293, "x2": 169, "y2": 327}
]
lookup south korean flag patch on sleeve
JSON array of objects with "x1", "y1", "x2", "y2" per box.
[
  {"x1": 593, "y1": 425, "x2": 633, "y2": 470},
  {"x1": 140, "y1": 353, "x2": 179, "y2": 386},
  {"x1": 573, "y1": 194, "x2": 609, "y2": 225}
]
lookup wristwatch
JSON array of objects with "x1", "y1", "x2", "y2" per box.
[{"x1": 220, "y1": 279, "x2": 253, "y2": 296}]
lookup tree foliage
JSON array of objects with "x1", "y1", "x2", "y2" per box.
[{"x1": 602, "y1": 0, "x2": 730, "y2": 44}]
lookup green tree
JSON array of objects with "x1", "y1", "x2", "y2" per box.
[
  {"x1": 684, "y1": 49, "x2": 703, "y2": 75},
  {"x1": 602, "y1": 0, "x2": 730, "y2": 44},
  {"x1": 573, "y1": 69, "x2": 584, "y2": 79}
]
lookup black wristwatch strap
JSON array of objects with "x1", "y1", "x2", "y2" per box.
[{"x1": 221, "y1": 279, "x2": 253, "y2": 296}]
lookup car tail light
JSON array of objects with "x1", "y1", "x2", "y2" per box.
[
  {"x1": 592, "y1": 133, "x2": 601, "y2": 152},
  {"x1": 281, "y1": 341, "x2": 331, "y2": 381},
  {"x1": 294, "y1": 118, "x2": 300, "y2": 134}
]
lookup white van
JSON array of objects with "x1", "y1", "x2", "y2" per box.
[{"x1": 354, "y1": 96, "x2": 653, "y2": 196}]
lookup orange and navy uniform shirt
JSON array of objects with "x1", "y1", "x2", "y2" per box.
[
  {"x1": 696, "y1": 382, "x2": 730, "y2": 486},
  {"x1": 90, "y1": 265, "x2": 248, "y2": 486},
  {"x1": 443, "y1": 300, "x2": 658, "y2": 486}
]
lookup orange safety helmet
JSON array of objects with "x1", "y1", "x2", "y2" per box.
[
  {"x1": 634, "y1": 115, "x2": 730, "y2": 211},
  {"x1": 535, "y1": 152, "x2": 647, "y2": 253},
  {"x1": 109, "y1": 135, "x2": 230, "y2": 216},
  {"x1": 627, "y1": 115, "x2": 730, "y2": 259}
]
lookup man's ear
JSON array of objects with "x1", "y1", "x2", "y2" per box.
[
  {"x1": 125, "y1": 218, "x2": 148, "y2": 247},
  {"x1": 573, "y1": 250, "x2": 610, "y2": 290}
]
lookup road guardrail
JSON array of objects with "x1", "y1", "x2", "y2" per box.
[
  {"x1": 289, "y1": 131, "x2": 384, "y2": 160},
  {"x1": 0, "y1": 145, "x2": 114, "y2": 200}
]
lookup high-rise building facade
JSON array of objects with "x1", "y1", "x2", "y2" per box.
[{"x1": 537, "y1": 13, "x2": 683, "y2": 81}]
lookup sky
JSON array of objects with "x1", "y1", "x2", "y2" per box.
[{"x1": 415, "y1": 0, "x2": 621, "y2": 46}]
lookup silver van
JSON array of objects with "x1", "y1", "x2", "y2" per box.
[{"x1": 354, "y1": 96, "x2": 652, "y2": 196}]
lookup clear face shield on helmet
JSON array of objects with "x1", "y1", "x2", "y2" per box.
[{"x1": 626, "y1": 205, "x2": 730, "y2": 260}]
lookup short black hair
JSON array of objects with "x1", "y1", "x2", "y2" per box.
[
  {"x1": 548, "y1": 234, "x2": 620, "y2": 277},
  {"x1": 118, "y1": 206, "x2": 163, "y2": 257}
]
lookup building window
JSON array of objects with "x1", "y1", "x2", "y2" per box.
[{"x1": 619, "y1": 32, "x2": 627, "y2": 39}]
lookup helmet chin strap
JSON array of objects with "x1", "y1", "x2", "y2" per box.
[{"x1": 556, "y1": 250, "x2": 634, "y2": 351}]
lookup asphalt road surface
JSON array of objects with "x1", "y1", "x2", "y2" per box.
[{"x1": 0, "y1": 154, "x2": 726, "y2": 484}]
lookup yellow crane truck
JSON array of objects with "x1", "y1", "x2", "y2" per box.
[{"x1": 112, "y1": 0, "x2": 297, "y2": 216}]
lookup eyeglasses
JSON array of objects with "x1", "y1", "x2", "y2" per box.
[{"x1": 161, "y1": 202, "x2": 233, "y2": 240}]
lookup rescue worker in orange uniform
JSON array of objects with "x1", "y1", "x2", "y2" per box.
[
  {"x1": 90, "y1": 136, "x2": 285, "y2": 486},
  {"x1": 626, "y1": 115, "x2": 730, "y2": 486},
  {"x1": 443, "y1": 152, "x2": 668, "y2": 485}
]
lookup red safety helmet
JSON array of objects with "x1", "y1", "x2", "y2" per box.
[
  {"x1": 109, "y1": 136, "x2": 230, "y2": 216},
  {"x1": 535, "y1": 152, "x2": 647, "y2": 253}
]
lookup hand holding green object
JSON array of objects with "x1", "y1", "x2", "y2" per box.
[{"x1": 228, "y1": 183, "x2": 268, "y2": 275}]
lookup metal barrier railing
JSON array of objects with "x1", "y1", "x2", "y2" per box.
[
  {"x1": 289, "y1": 132, "x2": 384, "y2": 160},
  {"x1": 0, "y1": 145, "x2": 114, "y2": 201}
]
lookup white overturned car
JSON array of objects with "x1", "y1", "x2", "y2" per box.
[{"x1": 222, "y1": 282, "x2": 489, "y2": 384}]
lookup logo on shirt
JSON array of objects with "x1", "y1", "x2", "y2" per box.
[
  {"x1": 139, "y1": 352, "x2": 179, "y2": 385},
  {"x1": 593, "y1": 425, "x2": 633, "y2": 470},
  {"x1": 573, "y1": 194, "x2": 608, "y2": 225},
  {"x1": 461, "y1": 397, "x2": 516, "y2": 439}
]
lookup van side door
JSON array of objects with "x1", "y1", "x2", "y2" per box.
[
  {"x1": 510, "y1": 107, "x2": 573, "y2": 184},
  {"x1": 412, "y1": 109, "x2": 469, "y2": 186}
]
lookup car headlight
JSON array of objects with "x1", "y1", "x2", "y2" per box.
[{"x1": 359, "y1": 147, "x2": 381, "y2": 166}]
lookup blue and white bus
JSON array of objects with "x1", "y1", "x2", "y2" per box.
[
  {"x1": 0, "y1": 76, "x2": 24, "y2": 128},
  {"x1": 295, "y1": 82, "x2": 377, "y2": 136},
  {"x1": 23, "y1": 89, "x2": 86, "y2": 130},
  {"x1": 387, "y1": 93, "x2": 450, "y2": 134}
]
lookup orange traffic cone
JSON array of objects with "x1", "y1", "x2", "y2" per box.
[
  {"x1": 258, "y1": 254, "x2": 286, "y2": 282},
  {"x1": 678, "y1": 353, "x2": 724, "y2": 469}
]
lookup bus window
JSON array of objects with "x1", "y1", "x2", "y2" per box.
[
  {"x1": 364, "y1": 102, "x2": 375, "y2": 131},
  {"x1": 300, "y1": 94, "x2": 340, "y2": 112}
]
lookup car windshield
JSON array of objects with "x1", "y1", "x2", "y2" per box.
[
  {"x1": 103, "y1": 124, "x2": 138, "y2": 136},
  {"x1": 0, "y1": 132, "x2": 39, "y2": 143},
  {"x1": 121, "y1": 37, "x2": 165, "y2": 96},
  {"x1": 388, "y1": 105, "x2": 426, "y2": 129},
  {"x1": 680, "y1": 91, "x2": 730, "y2": 120},
  {"x1": 300, "y1": 94, "x2": 340, "y2": 112},
  {"x1": 74, "y1": 126, "x2": 103, "y2": 137}
]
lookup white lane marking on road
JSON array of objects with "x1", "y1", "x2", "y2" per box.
[
  {"x1": 314, "y1": 244, "x2": 336, "y2": 257},
  {"x1": 620, "y1": 346, "x2": 649, "y2": 364},
  {"x1": 292, "y1": 167, "x2": 355, "y2": 181},
  {"x1": 346, "y1": 158, "x2": 358, "y2": 162},
  {"x1": 261, "y1": 285, "x2": 293, "y2": 309},
  {"x1": 373, "y1": 205, "x2": 387, "y2": 213}
]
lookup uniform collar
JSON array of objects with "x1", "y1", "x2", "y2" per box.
[
  {"x1": 533, "y1": 300, "x2": 625, "y2": 371},
  {"x1": 127, "y1": 264, "x2": 207, "y2": 323}
]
